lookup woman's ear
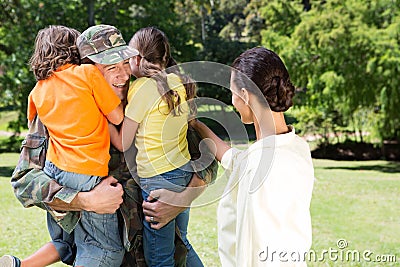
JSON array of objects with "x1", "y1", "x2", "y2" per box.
[
  {"x1": 135, "y1": 55, "x2": 142, "y2": 66},
  {"x1": 241, "y1": 88, "x2": 250, "y2": 105},
  {"x1": 131, "y1": 55, "x2": 141, "y2": 67}
]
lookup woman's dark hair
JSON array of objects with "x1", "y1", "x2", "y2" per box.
[
  {"x1": 29, "y1": 25, "x2": 81, "y2": 81},
  {"x1": 129, "y1": 27, "x2": 196, "y2": 116},
  {"x1": 231, "y1": 47, "x2": 295, "y2": 112}
]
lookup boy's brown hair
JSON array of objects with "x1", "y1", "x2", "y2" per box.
[{"x1": 29, "y1": 25, "x2": 80, "y2": 81}]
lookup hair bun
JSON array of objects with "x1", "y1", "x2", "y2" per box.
[{"x1": 264, "y1": 76, "x2": 295, "y2": 112}]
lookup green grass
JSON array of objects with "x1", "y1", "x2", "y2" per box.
[
  {"x1": 1, "y1": 153, "x2": 399, "y2": 266},
  {"x1": 308, "y1": 159, "x2": 400, "y2": 266},
  {"x1": 0, "y1": 111, "x2": 18, "y2": 131}
]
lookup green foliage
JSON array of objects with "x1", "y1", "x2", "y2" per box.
[
  {"x1": 0, "y1": 0, "x2": 199, "y2": 135},
  {"x1": 259, "y1": 0, "x2": 400, "y2": 143},
  {"x1": 1, "y1": 0, "x2": 87, "y2": 134},
  {"x1": 182, "y1": 0, "x2": 258, "y2": 102},
  {"x1": 124, "y1": 0, "x2": 198, "y2": 61},
  {"x1": 1, "y1": 0, "x2": 399, "y2": 145}
]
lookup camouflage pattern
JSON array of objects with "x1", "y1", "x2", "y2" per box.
[
  {"x1": 12, "y1": 168, "x2": 81, "y2": 233},
  {"x1": 12, "y1": 115, "x2": 48, "y2": 176},
  {"x1": 11, "y1": 118, "x2": 216, "y2": 266},
  {"x1": 187, "y1": 126, "x2": 219, "y2": 185},
  {"x1": 108, "y1": 145, "x2": 146, "y2": 266},
  {"x1": 109, "y1": 145, "x2": 188, "y2": 267},
  {"x1": 11, "y1": 116, "x2": 81, "y2": 232},
  {"x1": 12, "y1": 147, "x2": 188, "y2": 266},
  {"x1": 11, "y1": 140, "x2": 189, "y2": 266},
  {"x1": 76, "y1": 24, "x2": 138, "y2": 65}
]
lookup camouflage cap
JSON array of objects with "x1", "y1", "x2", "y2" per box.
[{"x1": 77, "y1": 24, "x2": 138, "y2": 64}]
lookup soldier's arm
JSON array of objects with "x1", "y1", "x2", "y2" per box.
[
  {"x1": 12, "y1": 169, "x2": 123, "y2": 214},
  {"x1": 51, "y1": 176, "x2": 124, "y2": 214},
  {"x1": 12, "y1": 168, "x2": 78, "y2": 210}
]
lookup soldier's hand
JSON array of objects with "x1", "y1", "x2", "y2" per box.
[
  {"x1": 80, "y1": 176, "x2": 123, "y2": 214},
  {"x1": 142, "y1": 174, "x2": 206, "y2": 229},
  {"x1": 142, "y1": 189, "x2": 186, "y2": 229}
]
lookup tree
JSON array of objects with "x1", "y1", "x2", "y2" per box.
[
  {"x1": 175, "y1": 0, "x2": 258, "y2": 104},
  {"x1": 259, "y1": 0, "x2": 400, "y2": 143},
  {"x1": 0, "y1": 0, "x2": 87, "y2": 133},
  {"x1": 0, "y1": 0, "x2": 198, "y2": 136},
  {"x1": 1, "y1": 0, "x2": 399, "y2": 146}
]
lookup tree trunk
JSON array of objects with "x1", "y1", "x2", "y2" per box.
[
  {"x1": 358, "y1": 128, "x2": 363, "y2": 143},
  {"x1": 84, "y1": 0, "x2": 95, "y2": 26},
  {"x1": 201, "y1": 5, "x2": 206, "y2": 44},
  {"x1": 302, "y1": 0, "x2": 311, "y2": 11}
]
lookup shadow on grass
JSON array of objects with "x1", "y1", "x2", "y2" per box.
[
  {"x1": 322, "y1": 162, "x2": 400, "y2": 174},
  {"x1": 312, "y1": 140, "x2": 400, "y2": 161},
  {"x1": 0, "y1": 166, "x2": 14, "y2": 178}
]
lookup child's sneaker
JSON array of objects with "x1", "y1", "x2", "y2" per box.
[{"x1": 0, "y1": 255, "x2": 21, "y2": 267}]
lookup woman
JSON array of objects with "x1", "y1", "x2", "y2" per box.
[{"x1": 191, "y1": 47, "x2": 314, "y2": 266}]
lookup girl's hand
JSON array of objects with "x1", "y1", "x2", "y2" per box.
[{"x1": 188, "y1": 118, "x2": 199, "y2": 129}]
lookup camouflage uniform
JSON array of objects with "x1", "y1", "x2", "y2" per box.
[
  {"x1": 12, "y1": 25, "x2": 218, "y2": 266},
  {"x1": 11, "y1": 118, "x2": 217, "y2": 266},
  {"x1": 12, "y1": 147, "x2": 187, "y2": 266}
]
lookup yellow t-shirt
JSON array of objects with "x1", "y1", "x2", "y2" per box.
[
  {"x1": 27, "y1": 64, "x2": 121, "y2": 176},
  {"x1": 125, "y1": 73, "x2": 190, "y2": 178}
]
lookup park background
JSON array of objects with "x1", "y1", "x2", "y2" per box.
[{"x1": 1, "y1": 0, "x2": 399, "y2": 266}]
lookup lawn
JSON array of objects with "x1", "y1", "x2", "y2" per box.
[
  {"x1": 1, "y1": 152, "x2": 399, "y2": 266},
  {"x1": 0, "y1": 111, "x2": 19, "y2": 132}
]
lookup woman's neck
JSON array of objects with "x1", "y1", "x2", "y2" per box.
[{"x1": 253, "y1": 109, "x2": 289, "y2": 141}]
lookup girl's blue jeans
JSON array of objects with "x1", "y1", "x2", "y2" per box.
[{"x1": 140, "y1": 162, "x2": 204, "y2": 267}]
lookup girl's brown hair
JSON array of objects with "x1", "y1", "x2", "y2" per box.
[
  {"x1": 29, "y1": 25, "x2": 81, "y2": 81},
  {"x1": 129, "y1": 27, "x2": 196, "y2": 116}
]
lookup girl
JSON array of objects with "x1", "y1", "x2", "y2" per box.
[
  {"x1": 190, "y1": 47, "x2": 315, "y2": 266},
  {"x1": 109, "y1": 27, "x2": 203, "y2": 267}
]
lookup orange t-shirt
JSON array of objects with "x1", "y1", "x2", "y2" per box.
[{"x1": 27, "y1": 64, "x2": 121, "y2": 176}]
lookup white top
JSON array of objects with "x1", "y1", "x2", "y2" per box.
[{"x1": 218, "y1": 127, "x2": 314, "y2": 267}]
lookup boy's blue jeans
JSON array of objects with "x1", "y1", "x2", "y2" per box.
[
  {"x1": 44, "y1": 161, "x2": 124, "y2": 267},
  {"x1": 140, "y1": 162, "x2": 203, "y2": 267}
]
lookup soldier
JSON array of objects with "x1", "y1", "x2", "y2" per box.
[{"x1": 2, "y1": 25, "x2": 212, "y2": 267}]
